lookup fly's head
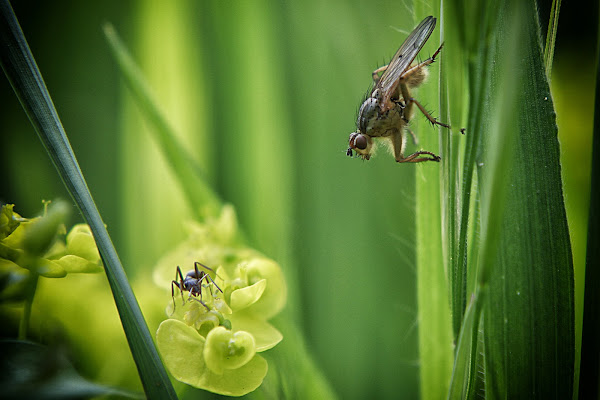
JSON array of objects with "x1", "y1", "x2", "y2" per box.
[{"x1": 347, "y1": 131, "x2": 373, "y2": 160}]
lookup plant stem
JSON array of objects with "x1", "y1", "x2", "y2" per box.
[{"x1": 18, "y1": 272, "x2": 39, "y2": 340}]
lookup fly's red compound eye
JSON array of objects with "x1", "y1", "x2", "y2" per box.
[{"x1": 353, "y1": 134, "x2": 368, "y2": 150}]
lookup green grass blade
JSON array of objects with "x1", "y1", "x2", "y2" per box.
[
  {"x1": 447, "y1": 290, "x2": 483, "y2": 400},
  {"x1": 438, "y1": 0, "x2": 574, "y2": 397},
  {"x1": 447, "y1": 0, "x2": 501, "y2": 340},
  {"x1": 448, "y1": 3, "x2": 519, "y2": 397},
  {"x1": 478, "y1": 2, "x2": 574, "y2": 398},
  {"x1": 543, "y1": 0, "x2": 561, "y2": 79},
  {"x1": 0, "y1": 2, "x2": 176, "y2": 398},
  {"x1": 577, "y1": 13, "x2": 600, "y2": 398},
  {"x1": 103, "y1": 23, "x2": 221, "y2": 221},
  {"x1": 413, "y1": 3, "x2": 454, "y2": 398}
]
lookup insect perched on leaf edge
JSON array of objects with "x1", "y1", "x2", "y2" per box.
[{"x1": 347, "y1": 16, "x2": 451, "y2": 163}]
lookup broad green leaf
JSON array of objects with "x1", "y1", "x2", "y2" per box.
[
  {"x1": 418, "y1": 0, "x2": 574, "y2": 398},
  {"x1": 476, "y1": 3, "x2": 574, "y2": 398}
]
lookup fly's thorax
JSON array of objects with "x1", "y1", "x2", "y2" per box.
[
  {"x1": 357, "y1": 93, "x2": 380, "y2": 134},
  {"x1": 363, "y1": 102, "x2": 405, "y2": 140}
]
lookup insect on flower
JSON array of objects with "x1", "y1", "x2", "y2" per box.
[
  {"x1": 171, "y1": 261, "x2": 222, "y2": 311},
  {"x1": 347, "y1": 16, "x2": 451, "y2": 163}
]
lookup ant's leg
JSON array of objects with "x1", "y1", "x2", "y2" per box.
[
  {"x1": 189, "y1": 296, "x2": 210, "y2": 311},
  {"x1": 204, "y1": 273, "x2": 223, "y2": 294},
  {"x1": 195, "y1": 261, "x2": 216, "y2": 273},
  {"x1": 176, "y1": 267, "x2": 186, "y2": 305},
  {"x1": 193, "y1": 262, "x2": 201, "y2": 277},
  {"x1": 194, "y1": 261, "x2": 222, "y2": 293},
  {"x1": 171, "y1": 280, "x2": 179, "y2": 311}
]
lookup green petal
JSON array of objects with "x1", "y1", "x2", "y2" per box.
[
  {"x1": 212, "y1": 204, "x2": 239, "y2": 244},
  {"x1": 32, "y1": 258, "x2": 67, "y2": 278},
  {"x1": 66, "y1": 224, "x2": 101, "y2": 263},
  {"x1": 203, "y1": 326, "x2": 256, "y2": 374},
  {"x1": 213, "y1": 297, "x2": 232, "y2": 315},
  {"x1": 55, "y1": 255, "x2": 103, "y2": 273},
  {"x1": 22, "y1": 200, "x2": 70, "y2": 257},
  {"x1": 230, "y1": 279, "x2": 266, "y2": 311},
  {"x1": 0, "y1": 241, "x2": 21, "y2": 262},
  {"x1": 157, "y1": 320, "x2": 267, "y2": 396},
  {"x1": 0, "y1": 204, "x2": 20, "y2": 240},
  {"x1": 244, "y1": 258, "x2": 287, "y2": 319},
  {"x1": 228, "y1": 313, "x2": 283, "y2": 352}
]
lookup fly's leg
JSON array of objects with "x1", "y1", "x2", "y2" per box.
[
  {"x1": 398, "y1": 151, "x2": 441, "y2": 163},
  {"x1": 399, "y1": 43, "x2": 444, "y2": 83},
  {"x1": 399, "y1": 82, "x2": 450, "y2": 129},
  {"x1": 390, "y1": 128, "x2": 440, "y2": 163},
  {"x1": 372, "y1": 44, "x2": 443, "y2": 84},
  {"x1": 406, "y1": 127, "x2": 419, "y2": 145},
  {"x1": 372, "y1": 65, "x2": 388, "y2": 83},
  {"x1": 407, "y1": 96, "x2": 450, "y2": 128}
]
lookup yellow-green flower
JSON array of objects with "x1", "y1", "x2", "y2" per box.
[
  {"x1": 155, "y1": 205, "x2": 287, "y2": 396},
  {"x1": 0, "y1": 202, "x2": 102, "y2": 279}
]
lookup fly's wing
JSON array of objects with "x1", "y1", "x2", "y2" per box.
[{"x1": 375, "y1": 16, "x2": 436, "y2": 108}]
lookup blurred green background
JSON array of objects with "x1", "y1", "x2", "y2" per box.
[{"x1": 0, "y1": 1, "x2": 596, "y2": 398}]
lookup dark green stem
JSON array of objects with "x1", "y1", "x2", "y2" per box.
[{"x1": 18, "y1": 272, "x2": 39, "y2": 340}]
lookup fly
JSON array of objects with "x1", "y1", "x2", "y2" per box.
[{"x1": 347, "y1": 16, "x2": 451, "y2": 163}]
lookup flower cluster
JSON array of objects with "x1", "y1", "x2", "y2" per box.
[
  {"x1": 0, "y1": 201, "x2": 102, "y2": 284},
  {"x1": 154, "y1": 205, "x2": 287, "y2": 396}
]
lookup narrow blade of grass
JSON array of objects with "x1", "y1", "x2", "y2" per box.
[
  {"x1": 447, "y1": 291, "x2": 483, "y2": 400},
  {"x1": 447, "y1": 0, "x2": 501, "y2": 340},
  {"x1": 543, "y1": 0, "x2": 561, "y2": 79},
  {"x1": 0, "y1": 2, "x2": 176, "y2": 398},
  {"x1": 103, "y1": 23, "x2": 221, "y2": 222},
  {"x1": 413, "y1": 3, "x2": 454, "y2": 398},
  {"x1": 577, "y1": 13, "x2": 600, "y2": 397}
]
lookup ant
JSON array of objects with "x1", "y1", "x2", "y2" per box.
[{"x1": 171, "y1": 261, "x2": 222, "y2": 311}]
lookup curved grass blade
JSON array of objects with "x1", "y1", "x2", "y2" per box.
[
  {"x1": 0, "y1": 2, "x2": 177, "y2": 398},
  {"x1": 103, "y1": 23, "x2": 221, "y2": 221}
]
